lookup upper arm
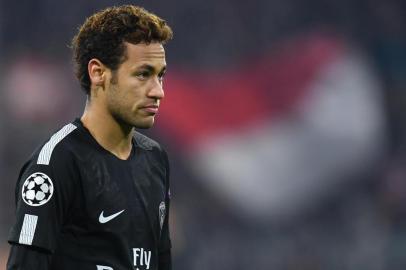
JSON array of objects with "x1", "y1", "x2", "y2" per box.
[{"x1": 8, "y1": 144, "x2": 79, "y2": 253}]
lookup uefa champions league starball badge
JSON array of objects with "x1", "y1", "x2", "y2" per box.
[{"x1": 21, "y1": 172, "x2": 54, "y2": 206}]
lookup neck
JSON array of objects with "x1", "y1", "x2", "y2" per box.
[{"x1": 81, "y1": 99, "x2": 133, "y2": 160}]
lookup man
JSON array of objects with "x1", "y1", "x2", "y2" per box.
[{"x1": 7, "y1": 5, "x2": 173, "y2": 270}]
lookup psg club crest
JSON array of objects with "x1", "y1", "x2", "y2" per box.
[
  {"x1": 159, "y1": 201, "x2": 166, "y2": 230},
  {"x1": 21, "y1": 172, "x2": 54, "y2": 206}
]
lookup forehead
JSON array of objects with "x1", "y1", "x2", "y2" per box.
[{"x1": 122, "y1": 42, "x2": 166, "y2": 69}]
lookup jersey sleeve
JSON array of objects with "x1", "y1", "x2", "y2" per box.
[
  {"x1": 158, "y1": 149, "x2": 172, "y2": 270},
  {"x1": 7, "y1": 244, "x2": 52, "y2": 270},
  {"x1": 8, "y1": 146, "x2": 78, "y2": 253}
]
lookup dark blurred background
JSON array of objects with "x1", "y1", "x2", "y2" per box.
[{"x1": 1, "y1": 0, "x2": 406, "y2": 269}]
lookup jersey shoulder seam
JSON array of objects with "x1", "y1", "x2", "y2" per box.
[
  {"x1": 36, "y1": 123, "x2": 77, "y2": 165},
  {"x1": 133, "y1": 131, "x2": 161, "y2": 151}
]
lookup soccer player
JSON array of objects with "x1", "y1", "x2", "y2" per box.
[{"x1": 7, "y1": 5, "x2": 173, "y2": 270}]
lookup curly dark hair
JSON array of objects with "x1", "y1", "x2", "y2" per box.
[{"x1": 71, "y1": 5, "x2": 173, "y2": 94}]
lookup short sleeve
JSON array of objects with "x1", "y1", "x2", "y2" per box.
[{"x1": 8, "y1": 147, "x2": 78, "y2": 253}]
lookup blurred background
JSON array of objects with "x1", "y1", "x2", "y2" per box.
[{"x1": 1, "y1": 0, "x2": 406, "y2": 269}]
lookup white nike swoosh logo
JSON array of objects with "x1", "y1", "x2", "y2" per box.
[{"x1": 98, "y1": 209, "x2": 125, "y2": 223}]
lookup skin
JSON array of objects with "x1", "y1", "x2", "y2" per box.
[{"x1": 81, "y1": 42, "x2": 167, "y2": 160}]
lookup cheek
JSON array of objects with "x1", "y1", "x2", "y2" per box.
[
  {"x1": 108, "y1": 78, "x2": 146, "y2": 110},
  {"x1": 120, "y1": 90, "x2": 145, "y2": 114}
]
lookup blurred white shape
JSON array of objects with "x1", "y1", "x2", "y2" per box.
[
  {"x1": 191, "y1": 49, "x2": 387, "y2": 221},
  {"x1": 3, "y1": 56, "x2": 72, "y2": 122}
]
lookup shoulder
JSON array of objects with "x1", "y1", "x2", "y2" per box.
[
  {"x1": 16, "y1": 122, "x2": 82, "y2": 206},
  {"x1": 133, "y1": 131, "x2": 169, "y2": 166},
  {"x1": 30, "y1": 122, "x2": 80, "y2": 168},
  {"x1": 133, "y1": 131, "x2": 163, "y2": 152}
]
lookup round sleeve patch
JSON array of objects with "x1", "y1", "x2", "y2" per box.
[{"x1": 21, "y1": 172, "x2": 54, "y2": 206}]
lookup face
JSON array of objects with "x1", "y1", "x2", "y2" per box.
[{"x1": 105, "y1": 42, "x2": 167, "y2": 129}]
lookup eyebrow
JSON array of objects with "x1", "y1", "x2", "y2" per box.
[{"x1": 136, "y1": 64, "x2": 166, "y2": 74}]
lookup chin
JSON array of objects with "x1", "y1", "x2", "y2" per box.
[{"x1": 132, "y1": 118, "x2": 155, "y2": 129}]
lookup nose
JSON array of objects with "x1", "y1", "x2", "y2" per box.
[{"x1": 147, "y1": 78, "x2": 165, "y2": 100}]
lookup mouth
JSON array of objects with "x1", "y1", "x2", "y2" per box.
[{"x1": 141, "y1": 104, "x2": 159, "y2": 114}]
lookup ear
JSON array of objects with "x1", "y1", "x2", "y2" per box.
[{"x1": 88, "y1": 58, "x2": 106, "y2": 87}]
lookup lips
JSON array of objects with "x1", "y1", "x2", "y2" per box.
[{"x1": 141, "y1": 104, "x2": 159, "y2": 114}]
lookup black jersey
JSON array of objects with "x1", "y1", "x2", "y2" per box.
[{"x1": 8, "y1": 119, "x2": 171, "y2": 270}]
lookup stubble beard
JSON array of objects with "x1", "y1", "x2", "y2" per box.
[{"x1": 108, "y1": 81, "x2": 154, "y2": 130}]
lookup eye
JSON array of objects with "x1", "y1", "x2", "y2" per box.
[
  {"x1": 136, "y1": 71, "x2": 151, "y2": 80},
  {"x1": 158, "y1": 71, "x2": 166, "y2": 82}
]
